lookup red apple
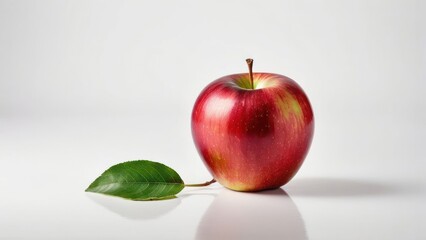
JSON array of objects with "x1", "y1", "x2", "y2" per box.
[{"x1": 191, "y1": 59, "x2": 314, "y2": 191}]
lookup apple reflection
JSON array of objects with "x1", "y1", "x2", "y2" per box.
[{"x1": 196, "y1": 188, "x2": 307, "y2": 240}]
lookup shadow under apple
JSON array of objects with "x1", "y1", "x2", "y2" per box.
[
  {"x1": 86, "y1": 193, "x2": 181, "y2": 220},
  {"x1": 195, "y1": 188, "x2": 307, "y2": 240},
  {"x1": 285, "y1": 177, "x2": 401, "y2": 197}
]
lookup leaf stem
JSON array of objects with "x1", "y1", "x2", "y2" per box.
[{"x1": 184, "y1": 179, "x2": 216, "y2": 187}]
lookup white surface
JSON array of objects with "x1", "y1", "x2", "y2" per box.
[
  {"x1": 1, "y1": 116, "x2": 425, "y2": 240},
  {"x1": 1, "y1": 1, "x2": 425, "y2": 239}
]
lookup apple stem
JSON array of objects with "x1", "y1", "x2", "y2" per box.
[
  {"x1": 246, "y1": 58, "x2": 254, "y2": 89},
  {"x1": 184, "y1": 179, "x2": 216, "y2": 187}
]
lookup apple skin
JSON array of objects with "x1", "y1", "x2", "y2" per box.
[{"x1": 191, "y1": 72, "x2": 314, "y2": 191}]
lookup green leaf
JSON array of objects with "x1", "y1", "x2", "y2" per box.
[{"x1": 86, "y1": 160, "x2": 185, "y2": 201}]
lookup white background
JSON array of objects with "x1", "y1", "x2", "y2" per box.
[{"x1": 1, "y1": 1, "x2": 425, "y2": 239}]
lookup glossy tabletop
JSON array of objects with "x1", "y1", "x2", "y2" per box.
[{"x1": 1, "y1": 115, "x2": 424, "y2": 240}]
